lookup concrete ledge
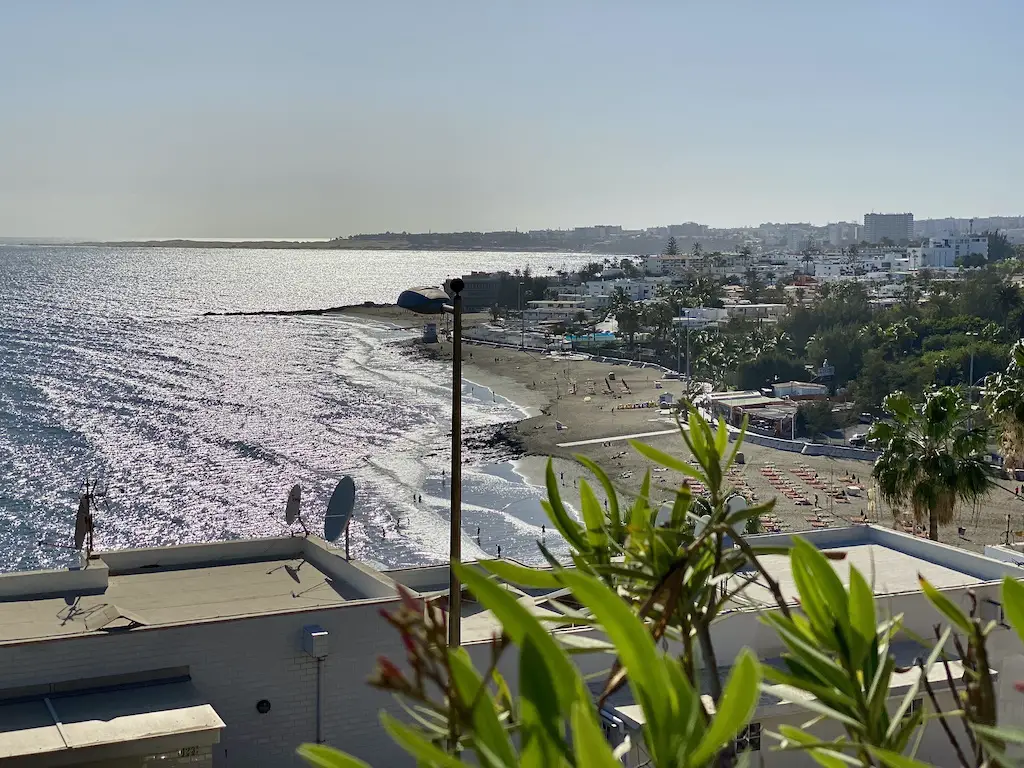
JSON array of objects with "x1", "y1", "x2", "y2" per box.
[
  {"x1": 100, "y1": 537, "x2": 305, "y2": 575},
  {"x1": 0, "y1": 559, "x2": 108, "y2": 600},
  {"x1": 300, "y1": 537, "x2": 397, "y2": 599}
]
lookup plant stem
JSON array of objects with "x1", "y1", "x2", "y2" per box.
[{"x1": 921, "y1": 672, "x2": 971, "y2": 768}]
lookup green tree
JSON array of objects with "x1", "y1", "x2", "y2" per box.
[
  {"x1": 985, "y1": 338, "x2": 1024, "y2": 468},
  {"x1": 986, "y1": 230, "x2": 1014, "y2": 262},
  {"x1": 735, "y1": 353, "x2": 806, "y2": 391},
  {"x1": 869, "y1": 387, "x2": 993, "y2": 540},
  {"x1": 664, "y1": 236, "x2": 680, "y2": 255},
  {"x1": 615, "y1": 303, "x2": 641, "y2": 347}
]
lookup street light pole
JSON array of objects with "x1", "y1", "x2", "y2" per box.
[
  {"x1": 685, "y1": 310, "x2": 691, "y2": 379},
  {"x1": 519, "y1": 281, "x2": 525, "y2": 349},
  {"x1": 966, "y1": 330, "x2": 978, "y2": 430},
  {"x1": 448, "y1": 278, "x2": 464, "y2": 649},
  {"x1": 395, "y1": 280, "x2": 465, "y2": 649}
]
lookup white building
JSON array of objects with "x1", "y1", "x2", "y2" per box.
[
  {"x1": 0, "y1": 526, "x2": 1022, "y2": 766},
  {"x1": 908, "y1": 235, "x2": 988, "y2": 269},
  {"x1": 771, "y1": 381, "x2": 830, "y2": 399},
  {"x1": 582, "y1": 277, "x2": 673, "y2": 302},
  {"x1": 602, "y1": 525, "x2": 1024, "y2": 767},
  {"x1": 522, "y1": 298, "x2": 593, "y2": 329},
  {"x1": 864, "y1": 213, "x2": 914, "y2": 244},
  {"x1": 723, "y1": 302, "x2": 790, "y2": 323},
  {"x1": 671, "y1": 307, "x2": 728, "y2": 329}
]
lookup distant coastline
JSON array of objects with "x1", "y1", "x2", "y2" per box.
[{"x1": 72, "y1": 238, "x2": 582, "y2": 252}]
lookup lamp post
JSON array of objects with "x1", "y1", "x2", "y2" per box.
[
  {"x1": 518, "y1": 281, "x2": 525, "y2": 349},
  {"x1": 397, "y1": 279, "x2": 465, "y2": 649},
  {"x1": 966, "y1": 330, "x2": 979, "y2": 431},
  {"x1": 685, "y1": 310, "x2": 691, "y2": 379}
]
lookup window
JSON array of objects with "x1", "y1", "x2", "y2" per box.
[{"x1": 735, "y1": 722, "x2": 761, "y2": 752}]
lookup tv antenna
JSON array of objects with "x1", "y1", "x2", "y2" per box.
[
  {"x1": 75, "y1": 478, "x2": 112, "y2": 557},
  {"x1": 37, "y1": 479, "x2": 115, "y2": 563},
  {"x1": 284, "y1": 484, "x2": 308, "y2": 535},
  {"x1": 324, "y1": 476, "x2": 356, "y2": 559}
]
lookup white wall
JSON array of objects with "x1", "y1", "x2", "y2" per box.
[{"x1": 0, "y1": 600, "x2": 412, "y2": 768}]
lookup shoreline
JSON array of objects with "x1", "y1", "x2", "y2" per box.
[{"x1": 338, "y1": 305, "x2": 1024, "y2": 553}]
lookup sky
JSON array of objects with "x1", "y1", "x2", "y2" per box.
[{"x1": 1, "y1": 1, "x2": 1022, "y2": 239}]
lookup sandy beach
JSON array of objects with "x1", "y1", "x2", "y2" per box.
[{"x1": 343, "y1": 304, "x2": 1024, "y2": 552}]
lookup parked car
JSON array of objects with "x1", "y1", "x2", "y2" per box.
[
  {"x1": 848, "y1": 434, "x2": 867, "y2": 447},
  {"x1": 859, "y1": 412, "x2": 873, "y2": 424}
]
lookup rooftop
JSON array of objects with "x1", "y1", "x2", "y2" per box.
[
  {"x1": 0, "y1": 536, "x2": 397, "y2": 645},
  {"x1": 732, "y1": 525, "x2": 1021, "y2": 610}
]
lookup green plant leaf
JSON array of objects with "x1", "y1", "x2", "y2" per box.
[
  {"x1": 774, "y1": 726, "x2": 862, "y2": 768},
  {"x1": 570, "y1": 696, "x2": 622, "y2": 768},
  {"x1": 575, "y1": 454, "x2": 622, "y2": 540},
  {"x1": 544, "y1": 459, "x2": 588, "y2": 552},
  {"x1": 724, "y1": 417, "x2": 748, "y2": 471},
  {"x1": 519, "y1": 636, "x2": 569, "y2": 767},
  {"x1": 847, "y1": 566, "x2": 876, "y2": 666},
  {"x1": 886, "y1": 626, "x2": 949, "y2": 741},
  {"x1": 454, "y1": 562, "x2": 580, "y2": 715},
  {"x1": 1002, "y1": 577, "x2": 1024, "y2": 645},
  {"x1": 919, "y1": 576, "x2": 972, "y2": 633},
  {"x1": 691, "y1": 650, "x2": 762, "y2": 765},
  {"x1": 793, "y1": 538, "x2": 849, "y2": 638},
  {"x1": 297, "y1": 744, "x2": 372, "y2": 768},
  {"x1": 629, "y1": 440, "x2": 705, "y2": 483},
  {"x1": 715, "y1": 417, "x2": 729, "y2": 456},
  {"x1": 380, "y1": 713, "x2": 468, "y2": 768},
  {"x1": 481, "y1": 559, "x2": 562, "y2": 589},
  {"x1": 866, "y1": 746, "x2": 932, "y2": 768},
  {"x1": 579, "y1": 479, "x2": 609, "y2": 551},
  {"x1": 448, "y1": 648, "x2": 516, "y2": 766},
  {"x1": 974, "y1": 723, "x2": 1024, "y2": 745},
  {"x1": 557, "y1": 569, "x2": 674, "y2": 763}
]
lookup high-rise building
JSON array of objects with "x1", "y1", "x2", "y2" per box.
[{"x1": 863, "y1": 213, "x2": 914, "y2": 244}]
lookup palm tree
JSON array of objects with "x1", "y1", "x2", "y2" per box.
[
  {"x1": 869, "y1": 387, "x2": 992, "y2": 540},
  {"x1": 615, "y1": 303, "x2": 641, "y2": 347},
  {"x1": 985, "y1": 339, "x2": 1024, "y2": 468}
]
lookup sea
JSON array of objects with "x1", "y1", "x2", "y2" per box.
[{"x1": 0, "y1": 245, "x2": 597, "y2": 572}]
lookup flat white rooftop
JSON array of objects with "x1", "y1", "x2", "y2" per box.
[
  {"x1": 0, "y1": 536, "x2": 398, "y2": 645},
  {"x1": 732, "y1": 525, "x2": 1022, "y2": 610},
  {"x1": 741, "y1": 543, "x2": 982, "y2": 608}
]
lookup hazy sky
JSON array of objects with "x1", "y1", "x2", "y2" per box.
[{"x1": 2, "y1": 1, "x2": 1022, "y2": 238}]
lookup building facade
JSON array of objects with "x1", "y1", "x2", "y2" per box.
[
  {"x1": 908, "y1": 235, "x2": 988, "y2": 269},
  {"x1": 864, "y1": 212, "x2": 914, "y2": 244}
]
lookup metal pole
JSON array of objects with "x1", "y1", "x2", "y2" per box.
[
  {"x1": 677, "y1": 310, "x2": 682, "y2": 375},
  {"x1": 449, "y1": 279, "x2": 464, "y2": 649},
  {"x1": 685, "y1": 310, "x2": 691, "y2": 379},
  {"x1": 519, "y1": 281, "x2": 525, "y2": 349}
]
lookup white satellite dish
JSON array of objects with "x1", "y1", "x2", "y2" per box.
[
  {"x1": 325, "y1": 476, "x2": 356, "y2": 543},
  {"x1": 285, "y1": 484, "x2": 303, "y2": 529},
  {"x1": 694, "y1": 514, "x2": 711, "y2": 538},
  {"x1": 725, "y1": 494, "x2": 748, "y2": 516}
]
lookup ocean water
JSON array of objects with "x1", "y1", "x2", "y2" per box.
[{"x1": 0, "y1": 246, "x2": 595, "y2": 571}]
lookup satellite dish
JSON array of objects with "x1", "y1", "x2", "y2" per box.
[
  {"x1": 285, "y1": 484, "x2": 301, "y2": 526},
  {"x1": 694, "y1": 514, "x2": 711, "y2": 538},
  {"x1": 725, "y1": 494, "x2": 748, "y2": 516},
  {"x1": 324, "y1": 476, "x2": 356, "y2": 542}
]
